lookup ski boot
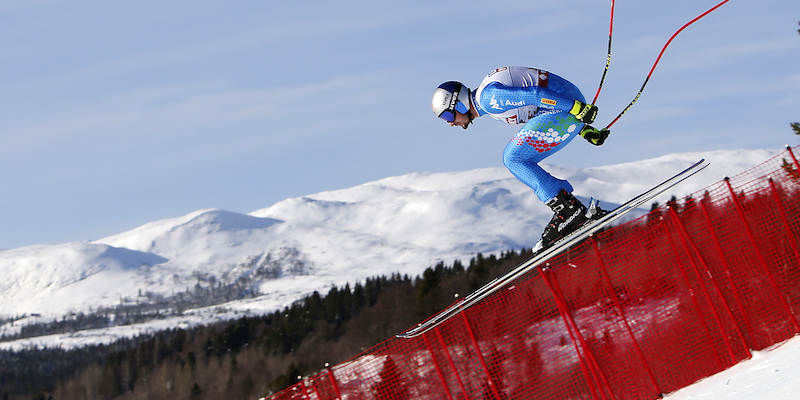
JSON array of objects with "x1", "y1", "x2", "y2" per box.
[{"x1": 533, "y1": 189, "x2": 590, "y2": 254}]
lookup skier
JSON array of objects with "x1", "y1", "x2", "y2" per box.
[{"x1": 431, "y1": 66, "x2": 610, "y2": 252}]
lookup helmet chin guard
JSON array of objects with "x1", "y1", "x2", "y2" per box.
[{"x1": 431, "y1": 81, "x2": 470, "y2": 122}]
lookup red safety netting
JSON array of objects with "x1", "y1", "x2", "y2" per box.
[{"x1": 267, "y1": 146, "x2": 800, "y2": 400}]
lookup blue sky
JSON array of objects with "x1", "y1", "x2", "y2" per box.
[{"x1": 1, "y1": 0, "x2": 798, "y2": 249}]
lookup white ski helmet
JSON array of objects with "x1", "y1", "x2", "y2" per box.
[{"x1": 431, "y1": 81, "x2": 471, "y2": 122}]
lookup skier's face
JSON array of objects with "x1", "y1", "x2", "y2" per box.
[{"x1": 449, "y1": 110, "x2": 472, "y2": 130}]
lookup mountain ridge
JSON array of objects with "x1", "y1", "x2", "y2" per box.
[{"x1": 0, "y1": 148, "x2": 780, "y2": 349}]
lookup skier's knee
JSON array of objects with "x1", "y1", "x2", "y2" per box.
[
  {"x1": 502, "y1": 150, "x2": 522, "y2": 171},
  {"x1": 502, "y1": 154, "x2": 513, "y2": 170}
]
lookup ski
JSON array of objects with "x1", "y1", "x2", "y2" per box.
[{"x1": 397, "y1": 159, "x2": 709, "y2": 339}]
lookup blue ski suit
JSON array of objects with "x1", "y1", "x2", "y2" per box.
[{"x1": 472, "y1": 66, "x2": 587, "y2": 203}]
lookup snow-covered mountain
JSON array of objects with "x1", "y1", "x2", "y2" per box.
[{"x1": 0, "y1": 149, "x2": 779, "y2": 349}]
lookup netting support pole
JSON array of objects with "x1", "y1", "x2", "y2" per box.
[
  {"x1": 540, "y1": 267, "x2": 609, "y2": 400},
  {"x1": 435, "y1": 329, "x2": 469, "y2": 398},
  {"x1": 698, "y1": 198, "x2": 754, "y2": 356},
  {"x1": 423, "y1": 333, "x2": 455, "y2": 400},
  {"x1": 767, "y1": 178, "x2": 800, "y2": 282},
  {"x1": 590, "y1": 238, "x2": 661, "y2": 395},
  {"x1": 787, "y1": 145, "x2": 800, "y2": 172},
  {"x1": 724, "y1": 178, "x2": 800, "y2": 332},
  {"x1": 325, "y1": 368, "x2": 342, "y2": 400},
  {"x1": 461, "y1": 312, "x2": 502, "y2": 400},
  {"x1": 667, "y1": 206, "x2": 747, "y2": 364},
  {"x1": 311, "y1": 379, "x2": 322, "y2": 400},
  {"x1": 299, "y1": 378, "x2": 312, "y2": 400},
  {"x1": 661, "y1": 214, "x2": 726, "y2": 369}
]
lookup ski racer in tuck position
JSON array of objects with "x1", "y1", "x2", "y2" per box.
[{"x1": 431, "y1": 66, "x2": 611, "y2": 252}]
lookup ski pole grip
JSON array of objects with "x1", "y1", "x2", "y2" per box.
[{"x1": 570, "y1": 101, "x2": 598, "y2": 124}]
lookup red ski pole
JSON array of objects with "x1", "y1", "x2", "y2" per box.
[
  {"x1": 591, "y1": 0, "x2": 615, "y2": 105},
  {"x1": 604, "y1": 0, "x2": 730, "y2": 130}
]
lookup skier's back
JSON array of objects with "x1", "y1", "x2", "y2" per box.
[{"x1": 431, "y1": 66, "x2": 610, "y2": 251}]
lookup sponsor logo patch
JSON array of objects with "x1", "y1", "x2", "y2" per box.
[{"x1": 490, "y1": 95, "x2": 502, "y2": 110}]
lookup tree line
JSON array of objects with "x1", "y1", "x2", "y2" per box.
[{"x1": 1, "y1": 249, "x2": 529, "y2": 400}]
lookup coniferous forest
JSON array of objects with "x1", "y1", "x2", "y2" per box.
[{"x1": 0, "y1": 249, "x2": 531, "y2": 400}]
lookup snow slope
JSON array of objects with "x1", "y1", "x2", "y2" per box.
[
  {"x1": 663, "y1": 335, "x2": 800, "y2": 399},
  {"x1": 0, "y1": 149, "x2": 780, "y2": 350}
]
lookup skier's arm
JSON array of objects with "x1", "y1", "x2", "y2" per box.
[{"x1": 478, "y1": 82, "x2": 597, "y2": 123}]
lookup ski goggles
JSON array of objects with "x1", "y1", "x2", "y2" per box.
[
  {"x1": 436, "y1": 82, "x2": 469, "y2": 123},
  {"x1": 438, "y1": 109, "x2": 457, "y2": 123}
]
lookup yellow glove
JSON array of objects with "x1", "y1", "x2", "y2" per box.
[
  {"x1": 579, "y1": 126, "x2": 610, "y2": 146},
  {"x1": 570, "y1": 101, "x2": 598, "y2": 124}
]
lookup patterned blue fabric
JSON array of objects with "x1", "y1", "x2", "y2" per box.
[
  {"x1": 503, "y1": 111, "x2": 583, "y2": 202},
  {"x1": 476, "y1": 81, "x2": 577, "y2": 116},
  {"x1": 479, "y1": 71, "x2": 587, "y2": 202}
]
